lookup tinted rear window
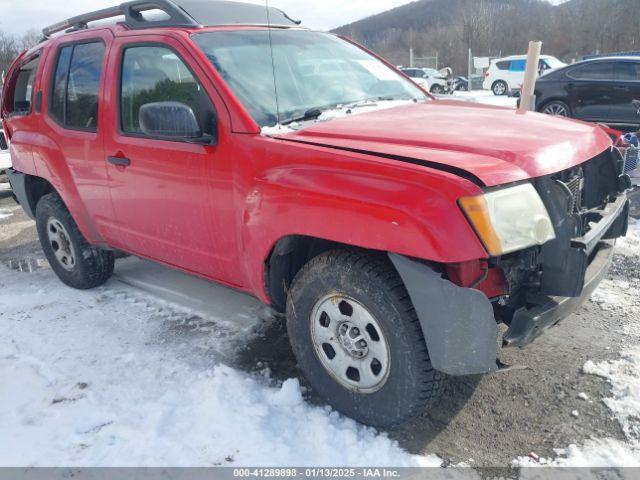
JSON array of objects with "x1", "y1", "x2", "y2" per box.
[
  {"x1": 496, "y1": 61, "x2": 510, "y2": 70},
  {"x1": 49, "y1": 41, "x2": 105, "y2": 131},
  {"x1": 615, "y1": 62, "x2": 640, "y2": 81}
]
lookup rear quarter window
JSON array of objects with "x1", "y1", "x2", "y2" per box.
[
  {"x1": 4, "y1": 55, "x2": 40, "y2": 116},
  {"x1": 49, "y1": 41, "x2": 106, "y2": 131},
  {"x1": 496, "y1": 61, "x2": 510, "y2": 70}
]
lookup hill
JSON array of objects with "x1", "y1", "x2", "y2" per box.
[{"x1": 332, "y1": 0, "x2": 640, "y2": 73}]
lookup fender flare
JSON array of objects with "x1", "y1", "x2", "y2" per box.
[{"x1": 389, "y1": 253, "x2": 499, "y2": 376}]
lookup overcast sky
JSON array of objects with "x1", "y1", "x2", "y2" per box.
[{"x1": 0, "y1": 0, "x2": 568, "y2": 37}]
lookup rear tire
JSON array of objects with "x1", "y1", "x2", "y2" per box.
[
  {"x1": 286, "y1": 249, "x2": 447, "y2": 428},
  {"x1": 492, "y1": 80, "x2": 508, "y2": 96},
  {"x1": 36, "y1": 193, "x2": 114, "y2": 289},
  {"x1": 430, "y1": 84, "x2": 445, "y2": 94}
]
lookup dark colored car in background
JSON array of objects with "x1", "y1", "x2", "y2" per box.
[
  {"x1": 453, "y1": 75, "x2": 483, "y2": 91},
  {"x1": 534, "y1": 56, "x2": 640, "y2": 129}
]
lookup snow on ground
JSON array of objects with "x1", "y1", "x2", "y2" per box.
[
  {"x1": 515, "y1": 220, "x2": 640, "y2": 467},
  {"x1": 0, "y1": 264, "x2": 442, "y2": 467},
  {"x1": 0, "y1": 208, "x2": 12, "y2": 220}
]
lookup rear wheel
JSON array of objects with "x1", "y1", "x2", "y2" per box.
[
  {"x1": 492, "y1": 80, "x2": 508, "y2": 96},
  {"x1": 430, "y1": 84, "x2": 445, "y2": 94},
  {"x1": 286, "y1": 250, "x2": 447, "y2": 428},
  {"x1": 36, "y1": 193, "x2": 114, "y2": 289},
  {"x1": 541, "y1": 100, "x2": 571, "y2": 118}
]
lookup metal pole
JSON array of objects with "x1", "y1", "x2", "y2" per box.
[
  {"x1": 468, "y1": 48, "x2": 472, "y2": 92},
  {"x1": 409, "y1": 47, "x2": 414, "y2": 67},
  {"x1": 519, "y1": 41, "x2": 542, "y2": 112}
]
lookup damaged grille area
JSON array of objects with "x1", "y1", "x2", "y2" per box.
[
  {"x1": 0, "y1": 131, "x2": 7, "y2": 151},
  {"x1": 494, "y1": 147, "x2": 626, "y2": 325}
]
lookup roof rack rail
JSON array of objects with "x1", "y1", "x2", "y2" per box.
[
  {"x1": 42, "y1": 0, "x2": 199, "y2": 38},
  {"x1": 43, "y1": 0, "x2": 302, "y2": 38}
]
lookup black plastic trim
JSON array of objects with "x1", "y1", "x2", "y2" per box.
[{"x1": 5, "y1": 168, "x2": 35, "y2": 219}]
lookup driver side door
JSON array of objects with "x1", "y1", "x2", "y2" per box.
[{"x1": 103, "y1": 35, "x2": 240, "y2": 284}]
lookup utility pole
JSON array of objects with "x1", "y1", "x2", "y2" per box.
[{"x1": 519, "y1": 41, "x2": 542, "y2": 112}]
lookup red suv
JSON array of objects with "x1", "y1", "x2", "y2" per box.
[{"x1": 2, "y1": 0, "x2": 632, "y2": 428}]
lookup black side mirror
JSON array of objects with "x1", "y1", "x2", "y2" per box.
[{"x1": 139, "y1": 101, "x2": 211, "y2": 143}]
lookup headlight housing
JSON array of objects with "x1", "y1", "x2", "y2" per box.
[{"x1": 459, "y1": 183, "x2": 556, "y2": 256}]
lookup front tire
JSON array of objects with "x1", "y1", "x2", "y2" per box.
[
  {"x1": 286, "y1": 250, "x2": 447, "y2": 428},
  {"x1": 36, "y1": 193, "x2": 114, "y2": 289},
  {"x1": 492, "y1": 80, "x2": 508, "y2": 96},
  {"x1": 430, "y1": 84, "x2": 445, "y2": 94},
  {"x1": 541, "y1": 100, "x2": 571, "y2": 117}
]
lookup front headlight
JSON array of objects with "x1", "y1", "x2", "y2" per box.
[{"x1": 459, "y1": 183, "x2": 556, "y2": 256}]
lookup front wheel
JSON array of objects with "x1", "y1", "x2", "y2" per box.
[
  {"x1": 286, "y1": 250, "x2": 447, "y2": 428},
  {"x1": 36, "y1": 193, "x2": 114, "y2": 289},
  {"x1": 492, "y1": 80, "x2": 508, "y2": 96},
  {"x1": 430, "y1": 84, "x2": 445, "y2": 94},
  {"x1": 541, "y1": 100, "x2": 571, "y2": 117}
]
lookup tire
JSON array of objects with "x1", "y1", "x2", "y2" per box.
[
  {"x1": 430, "y1": 84, "x2": 445, "y2": 94},
  {"x1": 541, "y1": 100, "x2": 571, "y2": 118},
  {"x1": 286, "y1": 249, "x2": 447, "y2": 428},
  {"x1": 492, "y1": 80, "x2": 508, "y2": 96},
  {"x1": 36, "y1": 192, "x2": 114, "y2": 289}
]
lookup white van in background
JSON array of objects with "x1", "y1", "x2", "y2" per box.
[{"x1": 483, "y1": 54, "x2": 566, "y2": 95}]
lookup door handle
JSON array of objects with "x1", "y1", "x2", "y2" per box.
[{"x1": 107, "y1": 156, "x2": 131, "y2": 167}]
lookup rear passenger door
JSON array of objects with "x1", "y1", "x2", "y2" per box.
[
  {"x1": 612, "y1": 61, "x2": 640, "y2": 125},
  {"x1": 103, "y1": 35, "x2": 239, "y2": 282},
  {"x1": 43, "y1": 32, "x2": 115, "y2": 241},
  {"x1": 566, "y1": 62, "x2": 614, "y2": 122}
]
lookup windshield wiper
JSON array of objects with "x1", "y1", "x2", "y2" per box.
[{"x1": 280, "y1": 108, "x2": 323, "y2": 126}]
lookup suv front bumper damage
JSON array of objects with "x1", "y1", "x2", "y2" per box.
[{"x1": 389, "y1": 192, "x2": 627, "y2": 377}]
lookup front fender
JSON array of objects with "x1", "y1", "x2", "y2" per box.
[{"x1": 241, "y1": 163, "x2": 488, "y2": 301}]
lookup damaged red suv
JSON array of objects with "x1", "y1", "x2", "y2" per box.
[{"x1": 2, "y1": 0, "x2": 632, "y2": 427}]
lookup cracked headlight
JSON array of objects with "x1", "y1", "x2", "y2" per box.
[{"x1": 459, "y1": 183, "x2": 556, "y2": 256}]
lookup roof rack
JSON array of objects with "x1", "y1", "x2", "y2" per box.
[{"x1": 42, "y1": 0, "x2": 301, "y2": 38}]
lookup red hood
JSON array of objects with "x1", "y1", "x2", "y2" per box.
[{"x1": 275, "y1": 100, "x2": 613, "y2": 186}]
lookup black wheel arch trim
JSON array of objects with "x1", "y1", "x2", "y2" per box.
[{"x1": 6, "y1": 168, "x2": 35, "y2": 219}]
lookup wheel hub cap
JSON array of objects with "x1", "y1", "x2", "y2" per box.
[
  {"x1": 46, "y1": 218, "x2": 76, "y2": 271},
  {"x1": 310, "y1": 295, "x2": 390, "y2": 393}
]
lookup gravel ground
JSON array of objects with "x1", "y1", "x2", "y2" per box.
[{"x1": 0, "y1": 186, "x2": 638, "y2": 467}]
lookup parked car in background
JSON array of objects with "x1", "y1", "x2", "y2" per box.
[
  {"x1": 483, "y1": 54, "x2": 566, "y2": 95},
  {"x1": 453, "y1": 75, "x2": 483, "y2": 91},
  {"x1": 0, "y1": 128, "x2": 10, "y2": 176},
  {"x1": 400, "y1": 67, "x2": 449, "y2": 93},
  {"x1": 534, "y1": 56, "x2": 640, "y2": 129}
]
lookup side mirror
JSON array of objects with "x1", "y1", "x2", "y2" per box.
[{"x1": 139, "y1": 101, "x2": 205, "y2": 141}]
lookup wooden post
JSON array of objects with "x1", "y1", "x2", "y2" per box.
[{"x1": 519, "y1": 41, "x2": 542, "y2": 112}]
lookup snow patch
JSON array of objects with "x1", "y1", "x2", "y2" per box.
[
  {"x1": 0, "y1": 209, "x2": 12, "y2": 220},
  {"x1": 0, "y1": 265, "x2": 440, "y2": 467}
]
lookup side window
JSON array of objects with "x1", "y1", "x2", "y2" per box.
[
  {"x1": 568, "y1": 62, "x2": 614, "y2": 81},
  {"x1": 509, "y1": 60, "x2": 526, "y2": 72},
  {"x1": 49, "y1": 41, "x2": 106, "y2": 131},
  {"x1": 615, "y1": 62, "x2": 640, "y2": 82},
  {"x1": 120, "y1": 45, "x2": 215, "y2": 138},
  {"x1": 7, "y1": 56, "x2": 40, "y2": 116},
  {"x1": 496, "y1": 61, "x2": 510, "y2": 70}
]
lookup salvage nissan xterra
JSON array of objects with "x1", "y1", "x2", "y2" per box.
[{"x1": 3, "y1": 0, "x2": 632, "y2": 427}]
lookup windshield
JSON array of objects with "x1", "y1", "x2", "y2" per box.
[{"x1": 192, "y1": 30, "x2": 427, "y2": 127}]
